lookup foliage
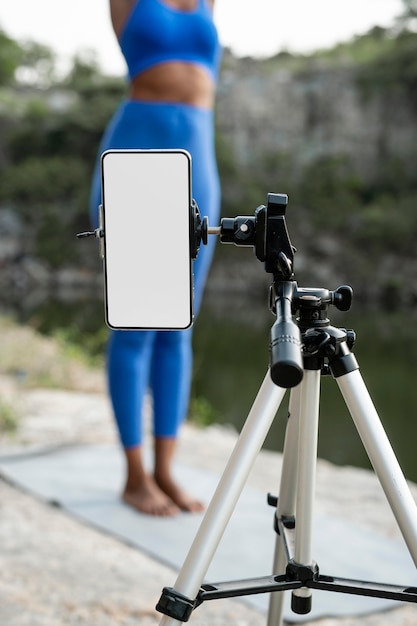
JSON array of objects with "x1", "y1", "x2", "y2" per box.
[
  {"x1": 348, "y1": 192, "x2": 417, "y2": 255},
  {"x1": 216, "y1": 27, "x2": 417, "y2": 265},
  {"x1": 0, "y1": 314, "x2": 104, "y2": 391},
  {"x1": 16, "y1": 40, "x2": 57, "y2": 87},
  {"x1": 0, "y1": 29, "x2": 23, "y2": 86},
  {"x1": 189, "y1": 396, "x2": 220, "y2": 427},
  {"x1": 312, "y1": 27, "x2": 398, "y2": 66},
  {"x1": 0, "y1": 54, "x2": 125, "y2": 267},
  {"x1": 396, "y1": 0, "x2": 417, "y2": 25},
  {"x1": 0, "y1": 156, "x2": 87, "y2": 206},
  {"x1": 27, "y1": 298, "x2": 107, "y2": 362},
  {"x1": 356, "y1": 30, "x2": 417, "y2": 107},
  {"x1": 63, "y1": 51, "x2": 103, "y2": 89},
  {"x1": 297, "y1": 155, "x2": 365, "y2": 227},
  {"x1": 214, "y1": 135, "x2": 417, "y2": 266},
  {"x1": 0, "y1": 23, "x2": 417, "y2": 301},
  {"x1": 0, "y1": 400, "x2": 18, "y2": 433}
]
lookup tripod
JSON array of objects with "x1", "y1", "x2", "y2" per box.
[{"x1": 156, "y1": 195, "x2": 417, "y2": 625}]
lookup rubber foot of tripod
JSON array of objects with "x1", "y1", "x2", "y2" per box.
[
  {"x1": 291, "y1": 592, "x2": 312, "y2": 614},
  {"x1": 156, "y1": 587, "x2": 194, "y2": 622}
]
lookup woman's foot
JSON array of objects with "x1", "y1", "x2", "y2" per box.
[
  {"x1": 155, "y1": 474, "x2": 205, "y2": 513},
  {"x1": 123, "y1": 474, "x2": 179, "y2": 516},
  {"x1": 153, "y1": 437, "x2": 205, "y2": 513}
]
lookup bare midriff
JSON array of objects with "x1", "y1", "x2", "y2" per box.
[{"x1": 129, "y1": 62, "x2": 215, "y2": 108}]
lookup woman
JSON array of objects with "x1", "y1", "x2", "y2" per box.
[{"x1": 89, "y1": 0, "x2": 222, "y2": 516}]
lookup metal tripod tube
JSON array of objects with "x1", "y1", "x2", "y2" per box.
[
  {"x1": 292, "y1": 369, "x2": 321, "y2": 612},
  {"x1": 337, "y1": 369, "x2": 417, "y2": 567},
  {"x1": 159, "y1": 372, "x2": 287, "y2": 626},
  {"x1": 267, "y1": 385, "x2": 302, "y2": 626}
]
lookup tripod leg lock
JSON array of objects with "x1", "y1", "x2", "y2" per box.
[
  {"x1": 329, "y1": 352, "x2": 358, "y2": 378},
  {"x1": 156, "y1": 587, "x2": 196, "y2": 622}
]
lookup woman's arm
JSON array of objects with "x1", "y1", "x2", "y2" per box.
[{"x1": 109, "y1": 0, "x2": 136, "y2": 38}]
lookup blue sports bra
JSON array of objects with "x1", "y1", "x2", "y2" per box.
[{"x1": 119, "y1": 0, "x2": 222, "y2": 81}]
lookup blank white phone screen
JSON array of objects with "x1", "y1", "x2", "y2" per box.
[{"x1": 101, "y1": 149, "x2": 193, "y2": 330}]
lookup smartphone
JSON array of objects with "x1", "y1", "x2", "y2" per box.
[{"x1": 100, "y1": 149, "x2": 193, "y2": 330}]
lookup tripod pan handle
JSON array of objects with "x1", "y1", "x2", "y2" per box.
[{"x1": 269, "y1": 314, "x2": 303, "y2": 389}]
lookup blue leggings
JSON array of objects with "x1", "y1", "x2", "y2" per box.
[{"x1": 90, "y1": 100, "x2": 220, "y2": 447}]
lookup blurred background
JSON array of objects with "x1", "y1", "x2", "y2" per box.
[{"x1": 0, "y1": 1, "x2": 417, "y2": 479}]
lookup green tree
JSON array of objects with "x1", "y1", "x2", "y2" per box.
[
  {"x1": 401, "y1": 0, "x2": 417, "y2": 17},
  {"x1": 64, "y1": 51, "x2": 102, "y2": 90},
  {"x1": 17, "y1": 40, "x2": 56, "y2": 87},
  {"x1": 396, "y1": 0, "x2": 417, "y2": 30},
  {"x1": 0, "y1": 28, "x2": 23, "y2": 85}
]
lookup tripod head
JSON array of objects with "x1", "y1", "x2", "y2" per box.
[
  {"x1": 195, "y1": 193, "x2": 353, "y2": 390},
  {"x1": 200, "y1": 193, "x2": 295, "y2": 280},
  {"x1": 192, "y1": 193, "x2": 300, "y2": 387}
]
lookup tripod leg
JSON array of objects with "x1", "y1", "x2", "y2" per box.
[
  {"x1": 268, "y1": 370, "x2": 321, "y2": 621},
  {"x1": 267, "y1": 384, "x2": 302, "y2": 626},
  {"x1": 158, "y1": 372, "x2": 287, "y2": 626},
  {"x1": 292, "y1": 369, "x2": 321, "y2": 613},
  {"x1": 337, "y1": 369, "x2": 417, "y2": 566}
]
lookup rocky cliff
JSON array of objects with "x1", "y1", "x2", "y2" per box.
[
  {"x1": 216, "y1": 50, "x2": 417, "y2": 181},
  {"x1": 1, "y1": 42, "x2": 417, "y2": 313}
]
